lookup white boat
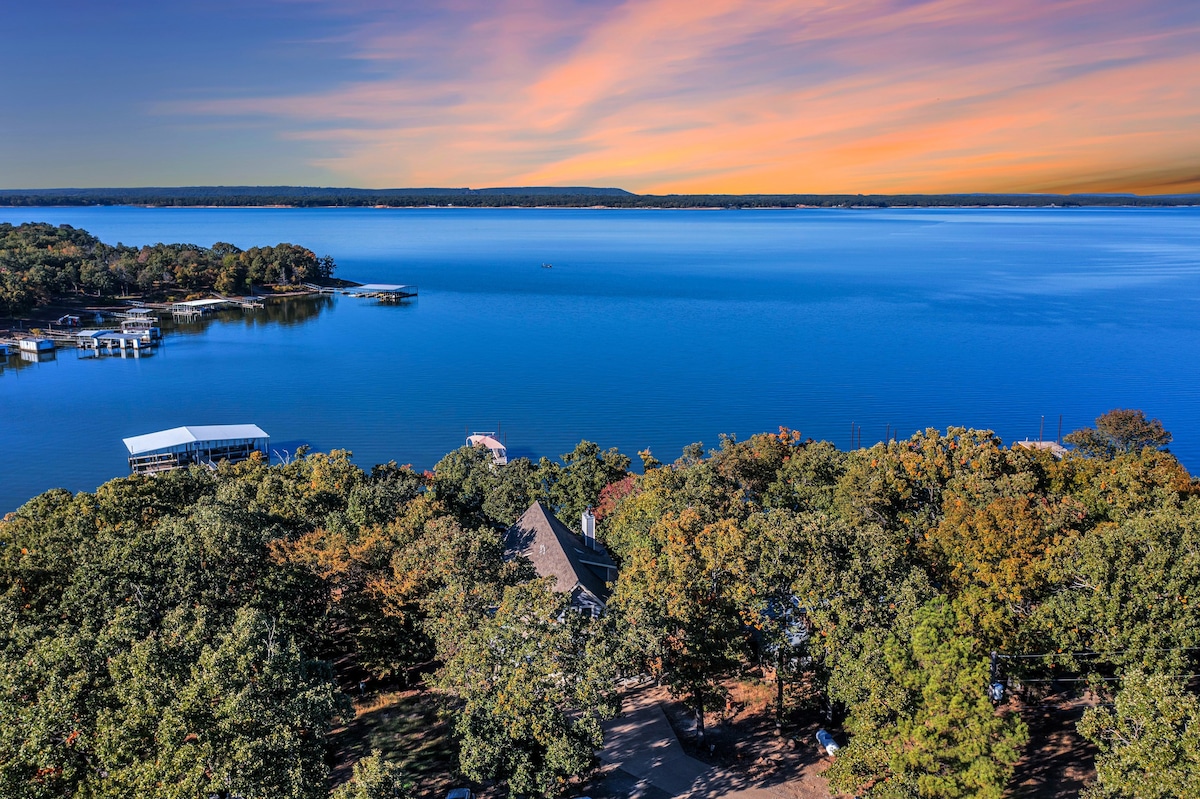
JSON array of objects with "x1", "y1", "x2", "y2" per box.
[{"x1": 466, "y1": 432, "x2": 508, "y2": 465}]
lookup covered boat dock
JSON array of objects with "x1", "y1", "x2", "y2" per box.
[
  {"x1": 123, "y1": 424, "x2": 270, "y2": 474},
  {"x1": 342, "y1": 283, "x2": 418, "y2": 301}
]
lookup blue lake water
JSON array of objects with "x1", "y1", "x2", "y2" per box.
[{"x1": 2, "y1": 206, "x2": 1199, "y2": 512}]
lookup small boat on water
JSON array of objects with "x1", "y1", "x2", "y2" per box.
[
  {"x1": 541, "y1": 262, "x2": 553, "y2": 268},
  {"x1": 467, "y1": 432, "x2": 508, "y2": 465}
]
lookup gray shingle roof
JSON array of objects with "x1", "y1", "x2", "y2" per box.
[{"x1": 504, "y1": 501, "x2": 617, "y2": 604}]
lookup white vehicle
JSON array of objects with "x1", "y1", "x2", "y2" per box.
[{"x1": 816, "y1": 728, "x2": 840, "y2": 756}]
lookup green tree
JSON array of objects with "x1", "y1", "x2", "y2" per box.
[
  {"x1": 434, "y1": 581, "x2": 618, "y2": 797},
  {"x1": 331, "y1": 751, "x2": 413, "y2": 799},
  {"x1": 829, "y1": 598, "x2": 1028, "y2": 799},
  {"x1": 537, "y1": 440, "x2": 631, "y2": 524},
  {"x1": 1035, "y1": 501, "x2": 1200, "y2": 674},
  {"x1": 1079, "y1": 672, "x2": 1200, "y2": 799},
  {"x1": 608, "y1": 508, "x2": 749, "y2": 738},
  {"x1": 744, "y1": 510, "x2": 813, "y2": 724}
]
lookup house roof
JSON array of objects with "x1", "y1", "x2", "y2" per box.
[
  {"x1": 504, "y1": 501, "x2": 617, "y2": 604},
  {"x1": 1015, "y1": 440, "x2": 1070, "y2": 458},
  {"x1": 123, "y1": 424, "x2": 269, "y2": 455}
]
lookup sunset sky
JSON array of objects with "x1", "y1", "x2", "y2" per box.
[{"x1": 3, "y1": 0, "x2": 1199, "y2": 194}]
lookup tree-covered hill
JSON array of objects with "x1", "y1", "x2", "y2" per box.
[
  {"x1": 0, "y1": 186, "x2": 1196, "y2": 208},
  {"x1": 1, "y1": 413, "x2": 1196, "y2": 797},
  {"x1": 0, "y1": 222, "x2": 335, "y2": 317}
]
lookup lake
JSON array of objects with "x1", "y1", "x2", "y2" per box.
[{"x1": 2, "y1": 206, "x2": 1199, "y2": 512}]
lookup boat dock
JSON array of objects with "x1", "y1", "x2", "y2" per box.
[
  {"x1": 124, "y1": 424, "x2": 270, "y2": 474},
  {"x1": 300, "y1": 282, "x2": 418, "y2": 302},
  {"x1": 163, "y1": 296, "x2": 261, "y2": 319},
  {"x1": 341, "y1": 283, "x2": 418, "y2": 302},
  {"x1": 0, "y1": 336, "x2": 58, "y2": 362},
  {"x1": 36, "y1": 328, "x2": 159, "y2": 354}
]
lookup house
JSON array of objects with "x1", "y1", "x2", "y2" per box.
[{"x1": 504, "y1": 501, "x2": 617, "y2": 617}]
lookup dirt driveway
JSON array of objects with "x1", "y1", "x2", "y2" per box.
[{"x1": 598, "y1": 684, "x2": 837, "y2": 799}]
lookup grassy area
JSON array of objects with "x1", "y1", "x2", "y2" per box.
[{"x1": 328, "y1": 688, "x2": 460, "y2": 798}]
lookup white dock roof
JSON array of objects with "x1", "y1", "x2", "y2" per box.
[
  {"x1": 172, "y1": 298, "x2": 229, "y2": 308},
  {"x1": 345, "y1": 284, "x2": 413, "y2": 293},
  {"x1": 123, "y1": 424, "x2": 269, "y2": 455}
]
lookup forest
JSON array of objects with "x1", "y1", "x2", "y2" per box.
[
  {"x1": 0, "y1": 409, "x2": 1196, "y2": 799},
  {"x1": 0, "y1": 187, "x2": 1196, "y2": 209},
  {"x1": 0, "y1": 222, "x2": 335, "y2": 317}
]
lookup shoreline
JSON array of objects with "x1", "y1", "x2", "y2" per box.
[
  {"x1": 2, "y1": 202, "x2": 1197, "y2": 212},
  {"x1": 0, "y1": 283, "x2": 351, "y2": 337}
]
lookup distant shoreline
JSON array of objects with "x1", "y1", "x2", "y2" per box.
[
  {"x1": 2, "y1": 202, "x2": 1196, "y2": 212},
  {"x1": 0, "y1": 186, "x2": 1197, "y2": 210}
]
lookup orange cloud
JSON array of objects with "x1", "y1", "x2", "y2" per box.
[{"x1": 161, "y1": 0, "x2": 1200, "y2": 194}]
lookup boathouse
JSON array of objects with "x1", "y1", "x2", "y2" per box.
[
  {"x1": 123, "y1": 424, "x2": 270, "y2": 474},
  {"x1": 503, "y1": 502, "x2": 617, "y2": 617},
  {"x1": 18, "y1": 338, "x2": 54, "y2": 353},
  {"x1": 77, "y1": 329, "x2": 152, "y2": 352}
]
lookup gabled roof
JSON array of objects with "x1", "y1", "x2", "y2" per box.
[
  {"x1": 504, "y1": 501, "x2": 617, "y2": 604},
  {"x1": 123, "y1": 424, "x2": 269, "y2": 455}
]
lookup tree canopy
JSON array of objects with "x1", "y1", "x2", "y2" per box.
[
  {"x1": 1065, "y1": 409, "x2": 1173, "y2": 459},
  {"x1": 1, "y1": 419, "x2": 1197, "y2": 797}
]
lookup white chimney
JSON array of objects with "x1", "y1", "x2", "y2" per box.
[{"x1": 582, "y1": 507, "x2": 596, "y2": 548}]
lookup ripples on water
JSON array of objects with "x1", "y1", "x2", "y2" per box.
[{"x1": 2, "y1": 207, "x2": 1198, "y2": 511}]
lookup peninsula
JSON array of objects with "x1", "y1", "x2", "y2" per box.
[{"x1": 0, "y1": 221, "x2": 339, "y2": 328}]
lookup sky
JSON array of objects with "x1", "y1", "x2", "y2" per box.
[{"x1": 2, "y1": 0, "x2": 1199, "y2": 194}]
